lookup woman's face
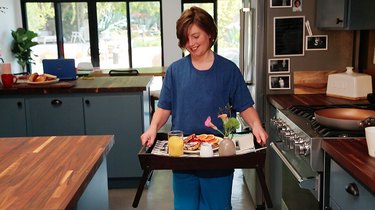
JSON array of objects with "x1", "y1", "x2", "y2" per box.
[{"x1": 185, "y1": 24, "x2": 212, "y2": 57}]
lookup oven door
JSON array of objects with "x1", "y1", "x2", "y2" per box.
[
  {"x1": 271, "y1": 142, "x2": 322, "y2": 209},
  {"x1": 270, "y1": 142, "x2": 318, "y2": 191}
]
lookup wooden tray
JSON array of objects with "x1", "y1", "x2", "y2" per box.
[{"x1": 132, "y1": 133, "x2": 272, "y2": 208}]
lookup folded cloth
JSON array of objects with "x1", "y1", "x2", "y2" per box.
[{"x1": 233, "y1": 133, "x2": 255, "y2": 155}]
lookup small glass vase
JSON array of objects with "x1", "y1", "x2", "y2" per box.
[{"x1": 219, "y1": 137, "x2": 236, "y2": 156}]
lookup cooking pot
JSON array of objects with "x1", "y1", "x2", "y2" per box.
[{"x1": 314, "y1": 108, "x2": 375, "y2": 130}]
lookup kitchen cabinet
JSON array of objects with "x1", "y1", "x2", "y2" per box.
[
  {"x1": 0, "y1": 98, "x2": 27, "y2": 137},
  {"x1": 0, "y1": 76, "x2": 151, "y2": 187},
  {"x1": 26, "y1": 95, "x2": 85, "y2": 136},
  {"x1": 327, "y1": 160, "x2": 375, "y2": 210},
  {"x1": 84, "y1": 94, "x2": 143, "y2": 179},
  {"x1": 316, "y1": 0, "x2": 375, "y2": 30}
]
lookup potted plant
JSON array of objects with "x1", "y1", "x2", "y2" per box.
[{"x1": 10, "y1": 28, "x2": 38, "y2": 72}]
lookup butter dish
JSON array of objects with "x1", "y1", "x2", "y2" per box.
[{"x1": 326, "y1": 67, "x2": 373, "y2": 100}]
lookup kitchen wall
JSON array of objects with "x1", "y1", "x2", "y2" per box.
[
  {"x1": 264, "y1": 0, "x2": 370, "y2": 95},
  {"x1": 0, "y1": 0, "x2": 22, "y2": 73}
]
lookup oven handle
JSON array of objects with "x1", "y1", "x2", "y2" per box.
[{"x1": 270, "y1": 142, "x2": 316, "y2": 190}]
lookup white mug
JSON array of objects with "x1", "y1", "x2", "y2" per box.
[
  {"x1": 200, "y1": 142, "x2": 213, "y2": 157},
  {"x1": 365, "y1": 127, "x2": 375, "y2": 157}
]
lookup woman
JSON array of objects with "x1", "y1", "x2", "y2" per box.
[{"x1": 140, "y1": 6, "x2": 268, "y2": 210}]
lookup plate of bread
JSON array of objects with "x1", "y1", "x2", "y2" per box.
[
  {"x1": 183, "y1": 134, "x2": 221, "y2": 154},
  {"x1": 27, "y1": 73, "x2": 59, "y2": 84}
]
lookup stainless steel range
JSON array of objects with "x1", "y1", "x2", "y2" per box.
[{"x1": 270, "y1": 104, "x2": 374, "y2": 209}]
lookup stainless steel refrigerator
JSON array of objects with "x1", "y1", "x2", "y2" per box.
[{"x1": 239, "y1": 0, "x2": 267, "y2": 208}]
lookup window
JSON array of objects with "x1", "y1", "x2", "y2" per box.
[
  {"x1": 22, "y1": 0, "x2": 162, "y2": 73},
  {"x1": 182, "y1": 0, "x2": 242, "y2": 66}
]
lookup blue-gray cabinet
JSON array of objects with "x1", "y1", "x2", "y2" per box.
[
  {"x1": 316, "y1": 0, "x2": 375, "y2": 30},
  {"x1": 328, "y1": 160, "x2": 375, "y2": 209},
  {"x1": 83, "y1": 94, "x2": 143, "y2": 178},
  {"x1": 26, "y1": 96, "x2": 85, "y2": 136},
  {"x1": 0, "y1": 92, "x2": 147, "y2": 185},
  {"x1": 0, "y1": 98, "x2": 27, "y2": 137}
]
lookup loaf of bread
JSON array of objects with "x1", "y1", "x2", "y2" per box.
[{"x1": 28, "y1": 73, "x2": 57, "y2": 82}]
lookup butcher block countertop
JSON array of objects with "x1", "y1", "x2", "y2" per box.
[
  {"x1": 268, "y1": 94, "x2": 369, "y2": 110},
  {"x1": 322, "y1": 138, "x2": 375, "y2": 194},
  {"x1": 0, "y1": 135, "x2": 114, "y2": 209},
  {"x1": 0, "y1": 76, "x2": 153, "y2": 95}
]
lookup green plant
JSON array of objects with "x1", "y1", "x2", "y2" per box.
[
  {"x1": 10, "y1": 28, "x2": 38, "y2": 71},
  {"x1": 204, "y1": 104, "x2": 240, "y2": 140}
]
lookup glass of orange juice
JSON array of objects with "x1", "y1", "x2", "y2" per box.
[{"x1": 168, "y1": 130, "x2": 184, "y2": 156}]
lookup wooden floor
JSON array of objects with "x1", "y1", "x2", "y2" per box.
[{"x1": 108, "y1": 169, "x2": 256, "y2": 210}]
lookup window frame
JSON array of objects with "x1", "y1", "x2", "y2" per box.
[{"x1": 20, "y1": 0, "x2": 163, "y2": 72}]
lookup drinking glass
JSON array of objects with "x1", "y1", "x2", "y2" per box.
[{"x1": 168, "y1": 130, "x2": 184, "y2": 156}]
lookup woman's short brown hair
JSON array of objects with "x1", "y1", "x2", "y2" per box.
[{"x1": 176, "y1": 6, "x2": 217, "y2": 49}]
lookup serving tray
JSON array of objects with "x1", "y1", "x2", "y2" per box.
[{"x1": 132, "y1": 133, "x2": 272, "y2": 208}]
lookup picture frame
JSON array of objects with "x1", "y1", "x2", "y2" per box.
[
  {"x1": 274, "y1": 16, "x2": 305, "y2": 57},
  {"x1": 306, "y1": 35, "x2": 328, "y2": 51},
  {"x1": 292, "y1": 0, "x2": 302, "y2": 12},
  {"x1": 269, "y1": 75, "x2": 291, "y2": 90},
  {"x1": 270, "y1": 0, "x2": 292, "y2": 8},
  {"x1": 268, "y1": 58, "x2": 290, "y2": 74}
]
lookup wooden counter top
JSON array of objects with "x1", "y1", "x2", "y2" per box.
[
  {"x1": 0, "y1": 135, "x2": 114, "y2": 209},
  {"x1": 268, "y1": 94, "x2": 369, "y2": 110},
  {"x1": 0, "y1": 76, "x2": 153, "y2": 95},
  {"x1": 322, "y1": 138, "x2": 375, "y2": 194}
]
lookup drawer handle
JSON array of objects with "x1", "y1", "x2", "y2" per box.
[
  {"x1": 17, "y1": 101, "x2": 22, "y2": 108},
  {"x1": 345, "y1": 183, "x2": 359, "y2": 196},
  {"x1": 336, "y1": 18, "x2": 343, "y2": 24},
  {"x1": 51, "y1": 99, "x2": 63, "y2": 105},
  {"x1": 85, "y1": 99, "x2": 90, "y2": 105}
]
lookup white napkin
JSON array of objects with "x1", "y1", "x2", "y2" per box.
[{"x1": 233, "y1": 133, "x2": 255, "y2": 155}]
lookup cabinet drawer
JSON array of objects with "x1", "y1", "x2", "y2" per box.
[
  {"x1": 26, "y1": 96, "x2": 85, "y2": 136},
  {"x1": 329, "y1": 160, "x2": 375, "y2": 209}
]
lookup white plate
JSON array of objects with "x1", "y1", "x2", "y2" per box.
[
  {"x1": 183, "y1": 136, "x2": 222, "y2": 154},
  {"x1": 27, "y1": 79, "x2": 59, "y2": 85}
]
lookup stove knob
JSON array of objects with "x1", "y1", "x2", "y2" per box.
[
  {"x1": 294, "y1": 144, "x2": 304, "y2": 155},
  {"x1": 285, "y1": 132, "x2": 295, "y2": 148},
  {"x1": 303, "y1": 143, "x2": 311, "y2": 156},
  {"x1": 294, "y1": 138, "x2": 306, "y2": 155},
  {"x1": 278, "y1": 126, "x2": 289, "y2": 140},
  {"x1": 288, "y1": 134, "x2": 298, "y2": 150}
]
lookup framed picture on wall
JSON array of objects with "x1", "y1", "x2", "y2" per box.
[
  {"x1": 270, "y1": 0, "x2": 292, "y2": 8},
  {"x1": 269, "y1": 75, "x2": 291, "y2": 90},
  {"x1": 306, "y1": 35, "x2": 328, "y2": 50},
  {"x1": 292, "y1": 0, "x2": 302, "y2": 12},
  {"x1": 268, "y1": 58, "x2": 290, "y2": 73},
  {"x1": 274, "y1": 16, "x2": 305, "y2": 57}
]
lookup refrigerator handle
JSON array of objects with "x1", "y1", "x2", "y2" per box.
[{"x1": 239, "y1": 8, "x2": 253, "y2": 85}]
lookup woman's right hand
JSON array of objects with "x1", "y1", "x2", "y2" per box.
[
  {"x1": 140, "y1": 107, "x2": 171, "y2": 147},
  {"x1": 140, "y1": 129, "x2": 157, "y2": 147}
]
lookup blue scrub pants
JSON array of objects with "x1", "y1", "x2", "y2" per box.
[{"x1": 173, "y1": 171, "x2": 234, "y2": 210}]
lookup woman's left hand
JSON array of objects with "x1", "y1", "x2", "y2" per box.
[{"x1": 251, "y1": 124, "x2": 268, "y2": 146}]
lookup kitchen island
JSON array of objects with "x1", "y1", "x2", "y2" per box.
[
  {"x1": 0, "y1": 135, "x2": 114, "y2": 210},
  {"x1": 0, "y1": 76, "x2": 152, "y2": 187}
]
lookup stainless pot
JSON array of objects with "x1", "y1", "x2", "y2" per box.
[{"x1": 314, "y1": 108, "x2": 375, "y2": 130}]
